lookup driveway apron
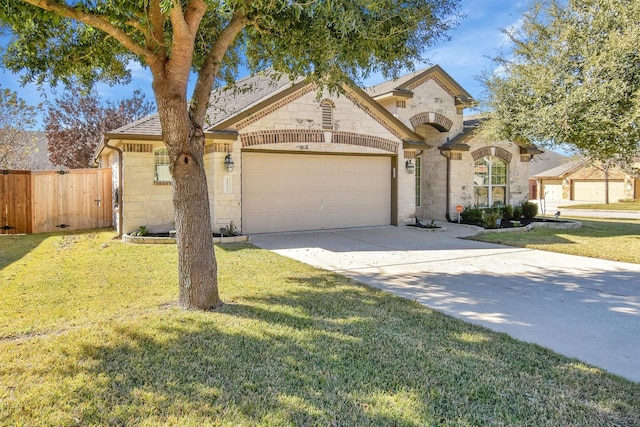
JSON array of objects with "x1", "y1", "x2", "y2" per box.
[{"x1": 251, "y1": 224, "x2": 640, "y2": 382}]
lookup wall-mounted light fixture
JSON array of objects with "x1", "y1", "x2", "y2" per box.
[
  {"x1": 224, "y1": 152, "x2": 234, "y2": 173},
  {"x1": 405, "y1": 159, "x2": 415, "y2": 174}
]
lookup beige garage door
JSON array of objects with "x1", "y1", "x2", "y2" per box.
[
  {"x1": 242, "y1": 152, "x2": 391, "y2": 233},
  {"x1": 541, "y1": 180, "x2": 563, "y2": 201},
  {"x1": 573, "y1": 180, "x2": 625, "y2": 202}
]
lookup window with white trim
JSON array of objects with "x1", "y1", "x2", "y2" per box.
[
  {"x1": 474, "y1": 156, "x2": 507, "y2": 207},
  {"x1": 154, "y1": 148, "x2": 171, "y2": 182}
]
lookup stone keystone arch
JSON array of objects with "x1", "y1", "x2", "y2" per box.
[{"x1": 409, "y1": 112, "x2": 453, "y2": 132}]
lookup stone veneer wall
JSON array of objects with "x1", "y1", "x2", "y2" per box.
[
  {"x1": 237, "y1": 87, "x2": 415, "y2": 226},
  {"x1": 448, "y1": 140, "x2": 531, "y2": 215},
  {"x1": 121, "y1": 149, "x2": 174, "y2": 234},
  {"x1": 204, "y1": 141, "x2": 242, "y2": 234}
]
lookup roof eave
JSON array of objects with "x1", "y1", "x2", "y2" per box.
[
  {"x1": 403, "y1": 139, "x2": 431, "y2": 150},
  {"x1": 371, "y1": 89, "x2": 414, "y2": 102},
  {"x1": 400, "y1": 64, "x2": 475, "y2": 102},
  {"x1": 342, "y1": 82, "x2": 425, "y2": 143}
]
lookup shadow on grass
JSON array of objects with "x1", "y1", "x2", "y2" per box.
[
  {"x1": 3, "y1": 243, "x2": 639, "y2": 425},
  {"x1": 54, "y1": 273, "x2": 639, "y2": 426},
  {"x1": 0, "y1": 233, "x2": 50, "y2": 270},
  {"x1": 470, "y1": 218, "x2": 640, "y2": 246}
]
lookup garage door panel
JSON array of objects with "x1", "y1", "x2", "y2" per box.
[
  {"x1": 243, "y1": 153, "x2": 391, "y2": 233},
  {"x1": 573, "y1": 180, "x2": 624, "y2": 202}
]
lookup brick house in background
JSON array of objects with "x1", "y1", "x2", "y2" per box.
[
  {"x1": 533, "y1": 159, "x2": 640, "y2": 204},
  {"x1": 95, "y1": 66, "x2": 542, "y2": 235}
]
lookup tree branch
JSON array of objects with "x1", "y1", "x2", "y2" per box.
[
  {"x1": 145, "y1": 0, "x2": 167, "y2": 56},
  {"x1": 22, "y1": 0, "x2": 154, "y2": 62},
  {"x1": 190, "y1": 11, "x2": 248, "y2": 125}
]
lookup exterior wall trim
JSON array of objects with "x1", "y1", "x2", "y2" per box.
[
  {"x1": 471, "y1": 146, "x2": 513, "y2": 163},
  {"x1": 409, "y1": 111, "x2": 453, "y2": 132},
  {"x1": 240, "y1": 129, "x2": 398, "y2": 153}
]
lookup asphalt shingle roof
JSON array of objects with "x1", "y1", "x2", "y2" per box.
[
  {"x1": 364, "y1": 68, "x2": 426, "y2": 97},
  {"x1": 534, "y1": 160, "x2": 584, "y2": 178},
  {"x1": 107, "y1": 71, "x2": 299, "y2": 137}
]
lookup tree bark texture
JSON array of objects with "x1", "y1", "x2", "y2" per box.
[
  {"x1": 172, "y1": 137, "x2": 220, "y2": 310},
  {"x1": 154, "y1": 80, "x2": 220, "y2": 310}
]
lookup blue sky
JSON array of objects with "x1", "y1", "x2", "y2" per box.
[{"x1": 1, "y1": 0, "x2": 528, "y2": 129}]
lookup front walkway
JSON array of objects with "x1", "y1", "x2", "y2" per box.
[{"x1": 251, "y1": 224, "x2": 640, "y2": 382}]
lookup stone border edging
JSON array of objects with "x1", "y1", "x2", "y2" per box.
[
  {"x1": 123, "y1": 234, "x2": 251, "y2": 244},
  {"x1": 475, "y1": 219, "x2": 582, "y2": 234}
]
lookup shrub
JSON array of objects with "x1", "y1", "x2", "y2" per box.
[
  {"x1": 483, "y1": 208, "x2": 501, "y2": 229},
  {"x1": 521, "y1": 201, "x2": 539, "y2": 220},
  {"x1": 501, "y1": 204, "x2": 514, "y2": 222},
  {"x1": 460, "y1": 205, "x2": 483, "y2": 225},
  {"x1": 513, "y1": 204, "x2": 523, "y2": 220}
]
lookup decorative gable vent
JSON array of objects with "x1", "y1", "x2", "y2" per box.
[
  {"x1": 396, "y1": 100, "x2": 406, "y2": 108},
  {"x1": 320, "y1": 99, "x2": 335, "y2": 129}
]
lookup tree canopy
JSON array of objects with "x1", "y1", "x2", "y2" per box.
[
  {"x1": 0, "y1": 85, "x2": 41, "y2": 169},
  {"x1": 1, "y1": 0, "x2": 461, "y2": 91},
  {"x1": 45, "y1": 87, "x2": 154, "y2": 168},
  {"x1": 1, "y1": 0, "x2": 461, "y2": 309},
  {"x1": 481, "y1": 0, "x2": 640, "y2": 164}
]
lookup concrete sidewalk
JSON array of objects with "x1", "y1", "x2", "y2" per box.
[{"x1": 251, "y1": 224, "x2": 640, "y2": 382}]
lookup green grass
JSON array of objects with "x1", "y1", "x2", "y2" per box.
[
  {"x1": 1, "y1": 230, "x2": 639, "y2": 426},
  {"x1": 468, "y1": 218, "x2": 640, "y2": 264},
  {"x1": 558, "y1": 200, "x2": 640, "y2": 210}
]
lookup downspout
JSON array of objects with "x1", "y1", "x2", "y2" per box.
[
  {"x1": 445, "y1": 152, "x2": 451, "y2": 222},
  {"x1": 438, "y1": 137, "x2": 470, "y2": 222},
  {"x1": 103, "y1": 139, "x2": 124, "y2": 238}
]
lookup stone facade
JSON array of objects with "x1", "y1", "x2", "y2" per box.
[{"x1": 97, "y1": 66, "x2": 537, "y2": 235}]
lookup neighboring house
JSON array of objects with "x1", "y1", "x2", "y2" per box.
[
  {"x1": 0, "y1": 131, "x2": 60, "y2": 171},
  {"x1": 27, "y1": 132, "x2": 62, "y2": 170},
  {"x1": 527, "y1": 150, "x2": 568, "y2": 199},
  {"x1": 95, "y1": 66, "x2": 542, "y2": 235},
  {"x1": 533, "y1": 159, "x2": 640, "y2": 203}
]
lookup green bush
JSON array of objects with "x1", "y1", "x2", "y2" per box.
[
  {"x1": 460, "y1": 205, "x2": 483, "y2": 225},
  {"x1": 483, "y1": 208, "x2": 501, "y2": 229},
  {"x1": 513, "y1": 204, "x2": 523, "y2": 220},
  {"x1": 521, "y1": 201, "x2": 539, "y2": 220},
  {"x1": 501, "y1": 204, "x2": 514, "y2": 222}
]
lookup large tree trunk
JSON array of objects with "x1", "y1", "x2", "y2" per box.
[
  {"x1": 172, "y1": 129, "x2": 219, "y2": 310},
  {"x1": 155, "y1": 80, "x2": 220, "y2": 310}
]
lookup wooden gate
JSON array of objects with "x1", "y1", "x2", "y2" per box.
[
  {"x1": 1, "y1": 170, "x2": 32, "y2": 234},
  {"x1": 0, "y1": 168, "x2": 112, "y2": 234}
]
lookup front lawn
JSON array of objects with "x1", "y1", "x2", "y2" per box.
[
  {"x1": 558, "y1": 200, "x2": 640, "y2": 211},
  {"x1": 1, "y1": 231, "x2": 638, "y2": 426},
  {"x1": 468, "y1": 218, "x2": 640, "y2": 264}
]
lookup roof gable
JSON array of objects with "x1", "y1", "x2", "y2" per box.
[
  {"x1": 366, "y1": 65, "x2": 475, "y2": 107},
  {"x1": 97, "y1": 70, "x2": 432, "y2": 159}
]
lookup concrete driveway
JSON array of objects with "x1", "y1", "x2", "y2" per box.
[{"x1": 251, "y1": 224, "x2": 640, "y2": 382}]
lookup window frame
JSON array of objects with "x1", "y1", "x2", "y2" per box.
[
  {"x1": 154, "y1": 147, "x2": 171, "y2": 183},
  {"x1": 474, "y1": 156, "x2": 507, "y2": 207}
]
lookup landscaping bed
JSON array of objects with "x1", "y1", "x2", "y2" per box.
[{"x1": 123, "y1": 231, "x2": 250, "y2": 244}]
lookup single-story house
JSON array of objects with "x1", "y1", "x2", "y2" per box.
[
  {"x1": 95, "y1": 65, "x2": 542, "y2": 235},
  {"x1": 527, "y1": 151, "x2": 568, "y2": 199},
  {"x1": 533, "y1": 159, "x2": 640, "y2": 203}
]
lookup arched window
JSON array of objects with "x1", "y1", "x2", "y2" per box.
[
  {"x1": 154, "y1": 148, "x2": 171, "y2": 182},
  {"x1": 320, "y1": 99, "x2": 334, "y2": 130},
  {"x1": 474, "y1": 156, "x2": 507, "y2": 207}
]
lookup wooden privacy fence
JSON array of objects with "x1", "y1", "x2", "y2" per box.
[{"x1": 0, "y1": 168, "x2": 112, "y2": 234}]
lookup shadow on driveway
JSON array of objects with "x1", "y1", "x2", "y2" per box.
[{"x1": 252, "y1": 225, "x2": 640, "y2": 382}]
